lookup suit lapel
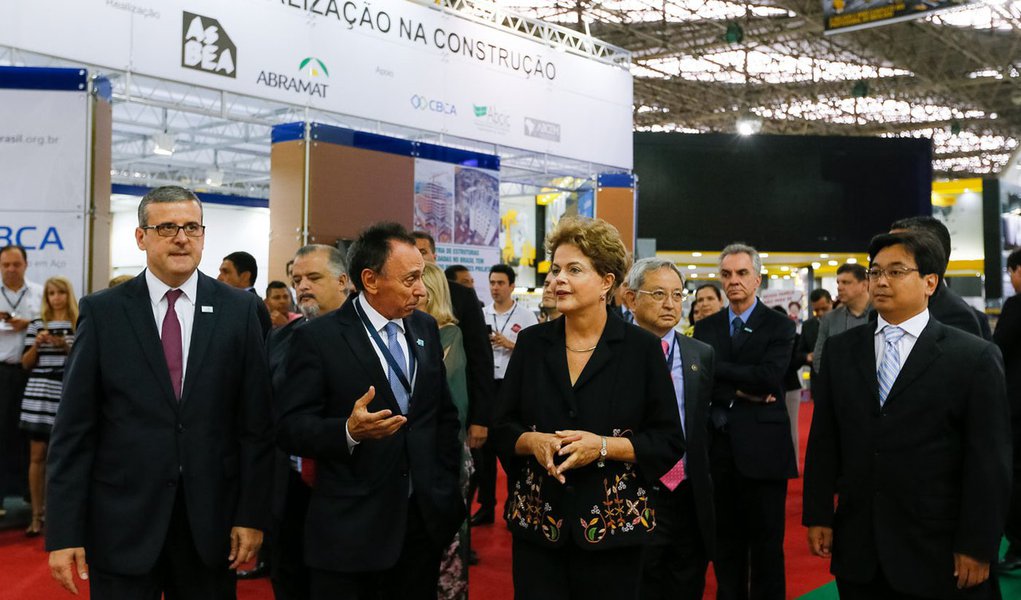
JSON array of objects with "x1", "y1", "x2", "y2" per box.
[
  {"x1": 676, "y1": 333, "x2": 700, "y2": 427},
  {"x1": 403, "y1": 313, "x2": 428, "y2": 417},
  {"x1": 121, "y1": 274, "x2": 177, "y2": 410},
  {"x1": 542, "y1": 319, "x2": 579, "y2": 416},
  {"x1": 180, "y1": 273, "x2": 217, "y2": 404},
  {"x1": 883, "y1": 320, "x2": 943, "y2": 407},
  {"x1": 853, "y1": 324, "x2": 882, "y2": 407},
  {"x1": 340, "y1": 297, "x2": 402, "y2": 415}
]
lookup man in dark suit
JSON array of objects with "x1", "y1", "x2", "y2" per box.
[
  {"x1": 890, "y1": 216, "x2": 989, "y2": 339},
  {"x1": 694, "y1": 243, "x2": 797, "y2": 600},
  {"x1": 626, "y1": 258, "x2": 716, "y2": 600},
  {"x1": 995, "y1": 248, "x2": 1021, "y2": 573},
  {"x1": 804, "y1": 230, "x2": 1010, "y2": 599},
  {"x1": 46, "y1": 186, "x2": 273, "y2": 598},
  {"x1": 219, "y1": 250, "x2": 273, "y2": 339},
  {"x1": 278, "y1": 223, "x2": 464, "y2": 599},
  {"x1": 267, "y1": 244, "x2": 350, "y2": 600}
]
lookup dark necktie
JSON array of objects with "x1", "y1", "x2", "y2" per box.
[
  {"x1": 731, "y1": 316, "x2": 744, "y2": 340},
  {"x1": 162, "y1": 289, "x2": 184, "y2": 400}
]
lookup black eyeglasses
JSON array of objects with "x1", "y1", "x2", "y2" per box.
[
  {"x1": 866, "y1": 267, "x2": 919, "y2": 280},
  {"x1": 142, "y1": 223, "x2": 206, "y2": 238}
]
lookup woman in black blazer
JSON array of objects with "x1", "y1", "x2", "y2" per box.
[{"x1": 492, "y1": 216, "x2": 685, "y2": 600}]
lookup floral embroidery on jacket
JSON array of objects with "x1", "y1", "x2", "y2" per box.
[
  {"x1": 581, "y1": 464, "x2": 655, "y2": 544},
  {"x1": 507, "y1": 464, "x2": 564, "y2": 542}
]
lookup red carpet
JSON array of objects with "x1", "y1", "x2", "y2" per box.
[{"x1": 0, "y1": 402, "x2": 829, "y2": 599}]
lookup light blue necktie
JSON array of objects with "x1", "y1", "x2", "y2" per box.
[
  {"x1": 877, "y1": 325, "x2": 905, "y2": 406},
  {"x1": 384, "y1": 322, "x2": 410, "y2": 415}
]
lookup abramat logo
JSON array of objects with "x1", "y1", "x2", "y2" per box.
[{"x1": 181, "y1": 12, "x2": 237, "y2": 78}]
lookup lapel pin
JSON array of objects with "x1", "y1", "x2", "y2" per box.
[
  {"x1": 743, "y1": 327, "x2": 753, "y2": 333},
  {"x1": 201, "y1": 306, "x2": 213, "y2": 313},
  {"x1": 691, "y1": 364, "x2": 699, "y2": 372},
  {"x1": 416, "y1": 339, "x2": 424, "y2": 347}
]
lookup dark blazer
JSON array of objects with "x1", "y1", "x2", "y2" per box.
[
  {"x1": 994, "y1": 294, "x2": 1021, "y2": 465},
  {"x1": 267, "y1": 316, "x2": 307, "y2": 524},
  {"x1": 929, "y1": 283, "x2": 984, "y2": 339},
  {"x1": 46, "y1": 272, "x2": 274, "y2": 574},
  {"x1": 694, "y1": 300, "x2": 797, "y2": 480},
  {"x1": 491, "y1": 313, "x2": 685, "y2": 550},
  {"x1": 796, "y1": 317, "x2": 820, "y2": 368},
  {"x1": 276, "y1": 296, "x2": 464, "y2": 573},
  {"x1": 653, "y1": 332, "x2": 716, "y2": 558},
  {"x1": 804, "y1": 319, "x2": 1011, "y2": 599},
  {"x1": 448, "y1": 281, "x2": 495, "y2": 426}
]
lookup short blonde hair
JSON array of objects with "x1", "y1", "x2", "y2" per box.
[
  {"x1": 42, "y1": 276, "x2": 79, "y2": 331},
  {"x1": 545, "y1": 216, "x2": 629, "y2": 295},
  {"x1": 422, "y1": 263, "x2": 458, "y2": 327}
]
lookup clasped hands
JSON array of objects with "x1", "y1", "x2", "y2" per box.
[
  {"x1": 49, "y1": 527, "x2": 262, "y2": 595},
  {"x1": 523, "y1": 430, "x2": 602, "y2": 484},
  {"x1": 807, "y1": 526, "x2": 989, "y2": 589}
]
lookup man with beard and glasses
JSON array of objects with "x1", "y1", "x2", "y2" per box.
[{"x1": 267, "y1": 244, "x2": 350, "y2": 600}]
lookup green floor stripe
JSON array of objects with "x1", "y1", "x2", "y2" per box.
[{"x1": 791, "y1": 538, "x2": 1021, "y2": 599}]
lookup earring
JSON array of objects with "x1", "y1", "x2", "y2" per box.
[{"x1": 600, "y1": 293, "x2": 606, "y2": 301}]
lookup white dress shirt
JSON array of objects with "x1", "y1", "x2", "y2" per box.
[
  {"x1": 345, "y1": 294, "x2": 414, "y2": 451},
  {"x1": 874, "y1": 308, "x2": 930, "y2": 373},
  {"x1": 146, "y1": 269, "x2": 198, "y2": 386},
  {"x1": 0, "y1": 279, "x2": 43, "y2": 364}
]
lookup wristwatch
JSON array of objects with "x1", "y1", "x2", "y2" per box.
[{"x1": 597, "y1": 436, "x2": 608, "y2": 468}]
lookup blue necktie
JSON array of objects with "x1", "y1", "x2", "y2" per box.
[
  {"x1": 877, "y1": 325, "x2": 905, "y2": 406},
  {"x1": 384, "y1": 322, "x2": 410, "y2": 415},
  {"x1": 731, "y1": 316, "x2": 744, "y2": 340}
]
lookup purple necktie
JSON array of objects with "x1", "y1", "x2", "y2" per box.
[{"x1": 162, "y1": 289, "x2": 184, "y2": 400}]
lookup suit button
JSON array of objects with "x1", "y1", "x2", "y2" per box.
[
  {"x1": 568, "y1": 410, "x2": 577, "y2": 418},
  {"x1": 401, "y1": 470, "x2": 408, "y2": 477},
  {"x1": 176, "y1": 424, "x2": 185, "y2": 433}
]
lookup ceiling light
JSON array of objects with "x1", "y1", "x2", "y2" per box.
[
  {"x1": 827, "y1": 260, "x2": 838, "y2": 266},
  {"x1": 736, "y1": 114, "x2": 763, "y2": 136},
  {"x1": 770, "y1": 274, "x2": 779, "y2": 280},
  {"x1": 151, "y1": 132, "x2": 176, "y2": 156},
  {"x1": 692, "y1": 252, "x2": 702, "y2": 257},
  {"x1": 205, "y1": 169, "x2": 224, "y2": 187},
  {"x1": 780, "y1": 266, "x2": 789, "y2": 272},
  {"x1": 760, "y1": 253, "x2": 770, "y2": 258},
  {"x1": 783, "y1": 275, "x2": 791, "y2": 280},
  {"x1": 846, "y1": 257, "x2": 858, "y2": 264},
  {"x1": 687, "y1": 265, "x2": 697, "y2": 270},
  {"x1": 708, "y1": 273, "x2": 716, "y2": 278},
  {"x1": 820, "y1": 253, "x2": 829, "y2": 258},
  {"x1": 811, "y1": 262, "x2": 821, "y2": 269}
]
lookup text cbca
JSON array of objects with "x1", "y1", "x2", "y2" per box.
[{"x1": 0, "y1": 226, "x2": 65, "y2": 250}]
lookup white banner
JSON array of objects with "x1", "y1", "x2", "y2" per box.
[
  {"x1": 0, "y1": 0, "x2": 633, "y2": 168},
  {"x1": 0, "y1": 88, "x2": 89, "y2": 293}
]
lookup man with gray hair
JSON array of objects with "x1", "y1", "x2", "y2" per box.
[
  {"x1": 267, "y1": 243, "x2": 350, "y2": 600},
  {"x1": 694, "y1": 243, "x2": 796, "y2": 600},
  {"x1": 625, "y1": 258, "x2": 717, "y2": 600}
]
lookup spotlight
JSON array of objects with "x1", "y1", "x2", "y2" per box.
[
  {"x1": 736, "y1": 115, "x2": 762, "y2": 136},
  {"x1": 151, "y1": 132, "x2": 176, "y2": 156}
]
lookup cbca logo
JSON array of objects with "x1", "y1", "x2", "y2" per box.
[
  {"x1": 181, "y1": 12, "x2": 236, "y2": 78},
  {"x1": 256, "y1": 58, "x2": 329, "y2": 98},
  {"x1": 410, "y1": 95, "x2": 457, "y2": 115}
]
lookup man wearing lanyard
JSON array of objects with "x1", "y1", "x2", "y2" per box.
[
  {"x1": 626, "y1": 258, "x2": 716, "y2": 600},
  {"x1": 277, "y1": 222, "x2": 464, "y2": 599},
  {"x1": 471, "y1": 263, "x2": 538, "y2": 526},
  {"x1": 0, "y1": 244, "x2": 42, "y2": 517}
]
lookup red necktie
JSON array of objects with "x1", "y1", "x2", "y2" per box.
[
  {"x1": 300, "y1": 458, "x2": 317, "y2": 487},
  {"x1": 161, "y1": 289, "x2": 184, "y2": 400},
  {"x1": 660, "y1": 336, "x2": 686, "y2": 490}
]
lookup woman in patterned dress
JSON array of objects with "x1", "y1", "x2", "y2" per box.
[
  {"x1": 19, "y1": 276, "x2": 78, "y2": 537},
  {"x1": 421, "y1": 263, "x2": 473, "y2": 600}
]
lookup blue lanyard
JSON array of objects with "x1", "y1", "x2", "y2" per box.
[
  {"x1": 666, "y1": 333, "x2": 678, "y2": 371},
  {"x1": 492, "y1": 302, "x2": 518, "y2": 336},
  {"x1": 354, "y1": 298, "x2": 416, "y2": 396}
]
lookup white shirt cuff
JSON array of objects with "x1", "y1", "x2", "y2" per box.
[{"x1": 345, "y1": 420, "x2": 360, "y2": 453}]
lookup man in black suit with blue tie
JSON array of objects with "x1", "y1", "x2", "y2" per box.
[
  {"x1": 277, "y1": 222, "x2": 464, "y2": 600},
  {"x1": 804, "y1": 230, "x2": 1010, "y2": 599},
  {"x1": 46, "y1": 186, "x2": 274, "y2": 598},
  {"x1": 694, "y1": 243, "x2": 797, "y2": 600},
  {"x1": 626, "y1": 258, "x2": 716, "y2": 600}
]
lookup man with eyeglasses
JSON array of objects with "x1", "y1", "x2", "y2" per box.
[
  {"x1": 804, "y1": 229, "x2": 1009, "y2": 600},
  {"x1": 625, "y1": 258, "x2": 716, "y2": 600},
  {"x1": 46, "y1": 186, "x2": 274, "y2": 599},
  {"x1": 693, "y1": 243, "x2": 796, "y2": 600}
]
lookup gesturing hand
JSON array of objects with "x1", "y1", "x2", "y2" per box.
[
  {"x1": 228, "y1": 527, "x2": 263, "y2": 570},
  {"x1": 347, "y1": 386, "x2": 407, "y2": 441},
  {"x1": 49, "y1": 547, "x2": 88, "y2": 595},
  {"x1": 554, "y1": 430, "x2": 602, "y2": 477},
  {"x1": 954, "y1": 553, "x2": 990, "y2": 589},
  {"x1": 807, "y1": 526, "x2": 833, "y2": 558}
]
